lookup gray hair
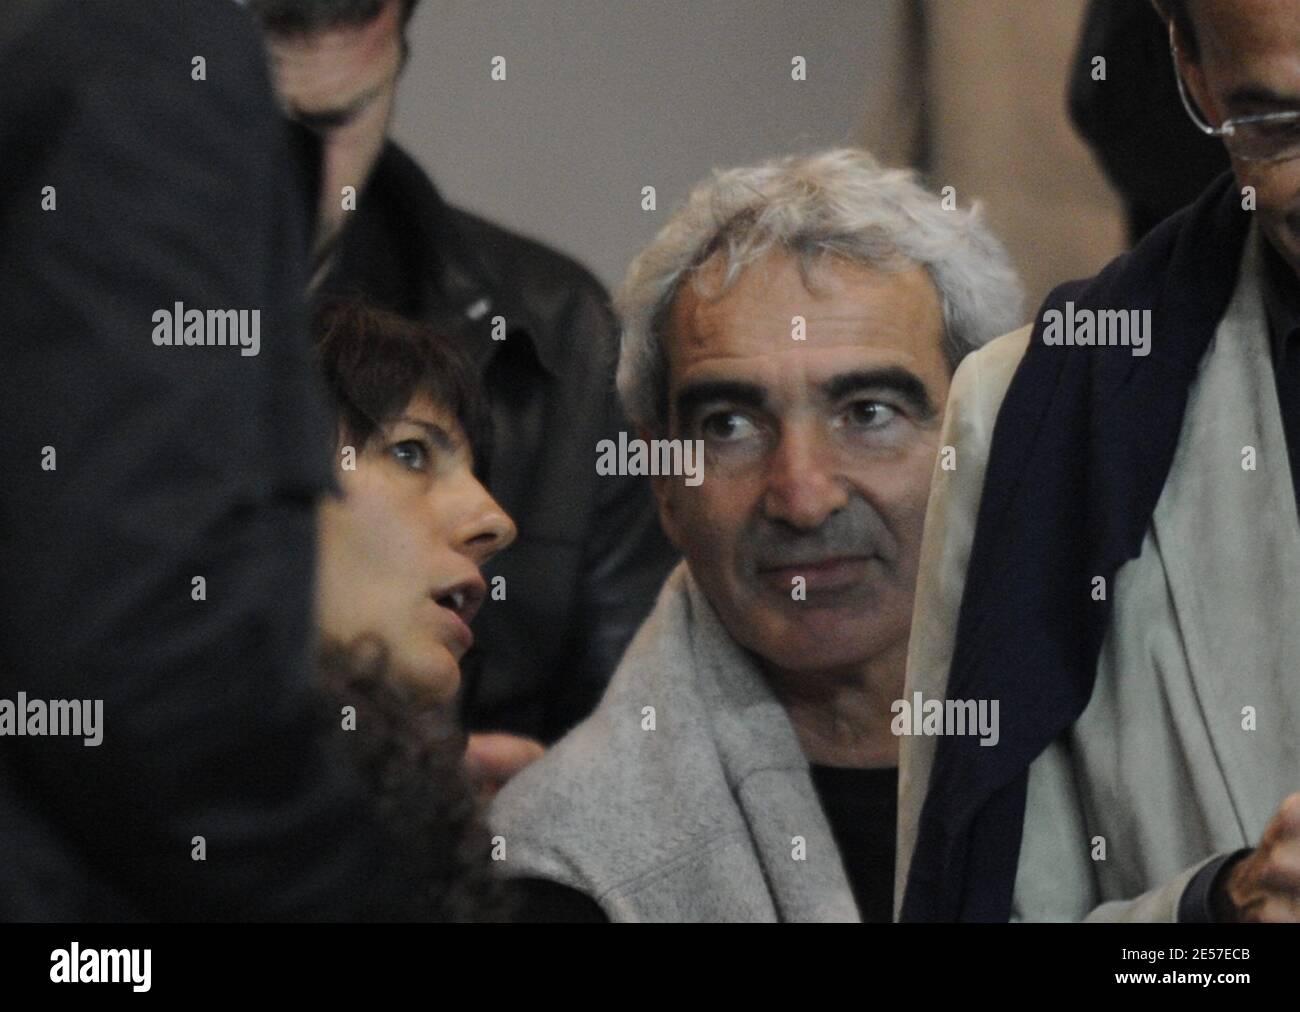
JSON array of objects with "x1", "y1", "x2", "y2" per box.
[{"x1": 614, "y1": 148, "x2": 1024, "y2": 434}]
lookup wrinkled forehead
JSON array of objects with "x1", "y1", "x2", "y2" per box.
[{"x1": 663, "y1": 251, "x2": 947, "y2": 396}]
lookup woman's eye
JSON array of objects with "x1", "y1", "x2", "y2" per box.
[
  {"x1": 701, "y1": 411, "x2": 757, "y2": 442},
  {"x1": 842, "y1": 400, "x2": 897, "y2": 429},
  {"x1": 391, "y1": 439, "x2": 430, "y2": 471}
]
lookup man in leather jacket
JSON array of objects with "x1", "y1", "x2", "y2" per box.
[{"x1": 253, "y1": 0, "x2": 678, "y2": 775}]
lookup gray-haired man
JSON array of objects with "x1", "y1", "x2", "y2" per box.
[{"x1": 491, "y1": 149, "x2": 1023, "y2": 922}]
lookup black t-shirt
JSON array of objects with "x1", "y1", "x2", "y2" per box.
[
  {"x1": 505, "y1": 764, "x2": 899, "y2": 922},
  {"x1": 809, "y1": 763, "x2": 899, "y2": 923}
]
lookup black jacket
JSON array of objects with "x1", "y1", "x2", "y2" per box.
[
  {"x1": 0, "y1": 0, "x2": 448, "y2": 921},
  {"x1": 323, "y1": 144, "x2": 678, "y2": 743}
]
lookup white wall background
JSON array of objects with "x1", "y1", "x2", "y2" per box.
[{"x1": 392, "y1": 0, "x2": 913, "y2": 292}]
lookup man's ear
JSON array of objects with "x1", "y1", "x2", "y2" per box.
[
  {"x1": 642, "y1": 425, "x2": 684, "y2": 551},
  {"x1": 1170, "y1": 20, "x2": 1223, "y2": 127}
]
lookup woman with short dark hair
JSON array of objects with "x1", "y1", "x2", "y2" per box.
[
  {"x1": 312, "y1": 299, "x2": 514, "y2": 701},
  {"x1": 310, "y1": 300, "x2": 518, "y2": 920}
]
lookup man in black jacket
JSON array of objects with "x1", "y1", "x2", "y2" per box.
[
  {"x1": 0, "y1": 0, "x2": 478, "y2": 921},
  {"x1": 253, "y1": 0, "x2": 678, "y2": 773}
]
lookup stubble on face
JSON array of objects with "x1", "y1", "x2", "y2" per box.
[{"x1": 657, "y1": 251, "x2": 951, "y2": 682}]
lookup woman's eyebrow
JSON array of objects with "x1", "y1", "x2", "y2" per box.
[{"x1": 395, "y1": 416, "x2": 459, "y2": 453}]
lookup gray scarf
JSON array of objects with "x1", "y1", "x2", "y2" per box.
[{"x1": 490, "y1": 562, "x2": 860, "y2": 922}]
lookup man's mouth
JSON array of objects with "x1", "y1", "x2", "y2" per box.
[{"x1": 756, "y1": 555, "x2": 875, "y2": 594}]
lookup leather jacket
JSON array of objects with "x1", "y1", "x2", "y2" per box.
[{"x1": 322, "y1": 143, "x2": 678, "y2": 743}]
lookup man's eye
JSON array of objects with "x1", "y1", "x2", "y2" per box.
[
  {"x1": 701, "y1": 411, "x2": 757, "y2": 442},
  {"x1": 391, "y1": 439, "x2": 430, "y2": 471},
  {"x1": 841, "y1": 400, "x2": 898, "y2": 429},
  {"x1": 1255, "y1": 118, "x2": 1300, "y2": 140}
]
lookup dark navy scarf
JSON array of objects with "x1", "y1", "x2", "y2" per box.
[{"x1": 900, "y1": 173, "x2": 1254, "y2": 922}]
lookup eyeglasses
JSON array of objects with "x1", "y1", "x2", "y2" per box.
[{"x1": 1170, "y1": 27, "x2": 1300, "y2": 164}]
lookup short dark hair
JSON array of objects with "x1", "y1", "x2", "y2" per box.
[
  {"x1": 312, "y1": 300, "x2": 492, "y2": 475},
  {"x1": 1153, "y1": 0, "x2": 1200, "y2": 60},
  {"x1": 249, "y1": 0, "x2": 421, "y2": 34}
]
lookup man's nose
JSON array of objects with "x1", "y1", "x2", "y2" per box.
[{"x1": 761, "y1": 423, "x2": 849, "y2": 531}]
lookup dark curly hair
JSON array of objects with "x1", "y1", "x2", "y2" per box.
[{"x1": 316, "y1": 638, "x2": 508, "y2": 921}]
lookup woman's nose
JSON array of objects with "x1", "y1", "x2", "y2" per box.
[{"x1": 454, "y1": 481, "x2": 517, "y2": 564}]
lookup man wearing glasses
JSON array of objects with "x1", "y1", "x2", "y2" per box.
[{"x1": 896, "y1": 0, "x2": 1300, "y2": 922}]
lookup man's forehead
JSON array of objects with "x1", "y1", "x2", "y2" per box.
[
  {"x1": 1199, "y1": 0, "x2": 1300, "y2": 75},
  {"x1": 665, "y1": 251, "x2": 943, "y2": 371},
  {"x1": 266, "y1": 1, "x2": 404, "y2": 113},
  {"x1": 670, "y1": 344, "x2": 925, "y2": 398}
]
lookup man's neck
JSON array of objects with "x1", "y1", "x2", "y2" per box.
[
  {"x1": 761, "y1": 639, "x2": 907, "y2": 769},
  {"x1": 309, "y1": 253, "x2": 336, "y2": 296}
]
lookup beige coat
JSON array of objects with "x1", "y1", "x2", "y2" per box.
[{"x1": 897, "y1": 234, "x2": 1300, "y2": 921}]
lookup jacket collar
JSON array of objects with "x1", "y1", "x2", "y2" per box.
[
  {"x1": 682, "y1": 567, "x2": 861, "y2": 922},
  {"x1": 363, "y1": 142, "x2": 560, "y2": 376},
  {"x1": 1150, "y1": 234, "x2": 1300, "y2": 840}
]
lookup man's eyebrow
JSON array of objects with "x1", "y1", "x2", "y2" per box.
[
  {"x1": 291, "y1": 83, "x2": 384, "y2": 130},
  {"x1": 1225, "y1": 84, "x2": 1300, "y2": 111},
  {"x1": 395, "y1": 416, "x2": 459, "y2": 453},
  {"x1": 675, "y1": 380, "x2": 768, "y2": 421},
  {"x1": 821, "y1": 367, "x2": 937, "y2": 420}
]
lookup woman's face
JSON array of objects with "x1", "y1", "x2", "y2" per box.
[{"x1": 316, "y1": 395, "x2": 515, "y2": 701}]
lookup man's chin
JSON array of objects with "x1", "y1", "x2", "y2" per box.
[
  {"x1": 756, "y1": 643, "x2": 875, "y2": 679},
  {"x1": 1263, "y1": 215, "x2": 1300, "y2": 281},
  {"x1": 1283, "y1": 230, "x2": 1300, "y2": 283},
  {"x1": 734, "y1": 614, "x2": 884, "y2": 677}
]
